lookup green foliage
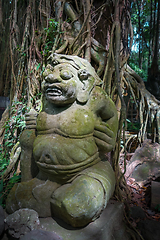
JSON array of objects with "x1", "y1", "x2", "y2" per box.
[
  {"x1": 0, "y1": 174, "x2": 21, "y2": 208},
  {"x1": 155, "y1": 204, "x2": 160, "y2": 212},
  {"x1": 0, "y1": 99, "x2": 28, "y2": 165},
  {"x1": 129, "y1": 0, "x2": 158, "y2": 82},
  {"x1": 0, "y1": 99, "x2": 29, "y2": 207},
  {"x1": 129, "y1": 58, "x2": 148, "y2": 82},
  {"x1": 43, "y1": 19, "x2": 59, "y2": 56},
  {"x1": 3, "y1": 101, "x2": 27, "y2": 152},
  {"x1": 0, "y1": 179, "x2": 3, "y2": 205},
  {"x1": 127, "y1": 120, "x2": 141, "y2": 132},
  {"x1": 0, "y1": 146, "x2": 9, "y2": 175}
]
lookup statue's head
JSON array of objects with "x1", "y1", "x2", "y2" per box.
[{"x1": 42, "y1": 53, "x2": 102, "y2": 105}]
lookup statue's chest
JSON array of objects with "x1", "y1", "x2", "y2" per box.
[{"x1": 36, "y1": 106, "x2": 95, "y2": 136}]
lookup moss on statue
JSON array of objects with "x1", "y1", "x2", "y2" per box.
[{"x1": 6, "y1": 53, "x2": 118, "y2": 228}]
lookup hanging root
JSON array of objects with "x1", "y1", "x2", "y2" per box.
[
  {"x1": 2, "y1": 142, "x2": 21, "y2": 180},
  {"x1": 124, "y1": 64, "x2": 160, "y2": 143}
]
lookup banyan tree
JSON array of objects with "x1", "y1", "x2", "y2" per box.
[{"x1": 0, "y1": 1, "x2": 159, "y2": 237}]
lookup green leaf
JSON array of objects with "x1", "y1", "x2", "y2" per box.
[
  {"x1": 36, "y1": 63, "x2": 41, "y2": 70},
  {"x1": 0, "y1": 180, "x2": 3, "y2": 193}
]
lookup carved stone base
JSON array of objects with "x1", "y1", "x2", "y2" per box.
[
  {"x1": 21, "y1": 201, "x2": 130, "y2": 240},
  {"x1": 4, "y1": 201, "x2": 130, "y2": 240}
]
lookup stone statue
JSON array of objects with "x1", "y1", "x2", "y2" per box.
[{"x1": 6, "y1": 54, "x2": 118, "y2": 228}]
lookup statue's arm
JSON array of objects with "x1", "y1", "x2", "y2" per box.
[
  {"x1": 92, "y1": 88, "x2": 118, "y2": 152},
  {"x1": 20, "y1": 109, "x2": 39, "y2": 181}
]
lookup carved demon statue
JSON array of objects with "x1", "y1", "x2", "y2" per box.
[{"x1": 6, "y1": 54, "x2": 118, "y2": 228}]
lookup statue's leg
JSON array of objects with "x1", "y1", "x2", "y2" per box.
[
  {"x1": 50, "y1": 161, "x2": 115, "y2": 227},
  {"x1": 6, "y1": 178, "x2": 60, "y2": 217}
]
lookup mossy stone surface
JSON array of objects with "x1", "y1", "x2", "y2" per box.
[{"x1": 6, "y1": 54, "x2": 118, "y2": 228}]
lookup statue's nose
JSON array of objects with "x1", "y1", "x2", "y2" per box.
[{"x1": 45, "y1": 73, "x2": 62, "y2": 83}]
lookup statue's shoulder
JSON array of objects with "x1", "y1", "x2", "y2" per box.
[
  {"x1": 91, "y1": 86, "x2": 109, "y2": 98},
  {"x1": 88, "y1": 86, "x2": 109, "y2": 107}
]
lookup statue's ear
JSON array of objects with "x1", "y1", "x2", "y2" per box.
[
  {"x1": 77, "y1": 69, "x2": 95, "y2": 104},
  {"x1": 77, "y1": 84, "x2": 92, "y2": 104}
]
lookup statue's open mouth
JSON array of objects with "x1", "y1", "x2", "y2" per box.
[{"x1": 46, "y1": 87, "x2": 62, "y2": 96}]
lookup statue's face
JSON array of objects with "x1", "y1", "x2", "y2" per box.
[{"x1": 42, "y1": 64, "x2": 83, "y2": 105}]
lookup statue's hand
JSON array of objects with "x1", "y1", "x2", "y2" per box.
[
  {"x1": 93, "y1": 122, "x2": 116, "y2": 152},
  {"x1": 25, "y1": 108, "x2": 37, "y2": 129}
]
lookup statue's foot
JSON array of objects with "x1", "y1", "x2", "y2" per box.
[
  {"x1": 6, "y1": 178, "x2": 60, "y2": 217},
  {"x1": 50, "y1": 175, "x2": 105, "y2": 227}
]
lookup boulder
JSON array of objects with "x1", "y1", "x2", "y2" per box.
[
  {"x1": 5, "y1": 208, "x2": 40, "y2": 239},
  {"x1": 125, "y1": 139, "x2": 160, "y2": 186}
]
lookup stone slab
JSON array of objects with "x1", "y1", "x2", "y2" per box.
[
  {"x1": 39, "y1": 200, "x2": 129, "y2": 240},
  {"x1": 20, "y1": 230, "x2": 63, "y2": 240}
]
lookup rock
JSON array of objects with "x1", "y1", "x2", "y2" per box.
[
  {"x1": 20, "y1": 230, "x2": 63, "y2": 240},
  {"x1": 151, "y1": 181, "x2": 160, "y2": 209},
  {"x1": 125, "y1": 139, "x2": 160, "y2": 186},
  {"x1": 130, "y1": 206, "x2": 146, "y2": 220},
  {"x1": 137, "y1": 219, "x2": 160, "y2": 240},
  {"x1": 5, "y1": 208, "x2": 40, "y2": 239},
  {"x1": 5, "y1": 201, "x2": 130, "y2": 240},
  {"x1": 0, "y1": 205, "x2": 5, "y2": 236}
]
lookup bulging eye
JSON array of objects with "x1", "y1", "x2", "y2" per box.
[
  {"x1": 78, "y1": 69, "x2": 89, "y2": 81},
  {"x1": 60, "y1": 70, "x2": 73, "y2": 80},
  {"x1": 53, "y1": 60, "x2": 59, "y2": 66}
]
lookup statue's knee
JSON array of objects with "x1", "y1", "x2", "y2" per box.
[{"x1": 51, "y1": 175, "x2": 105, "y2": 227}]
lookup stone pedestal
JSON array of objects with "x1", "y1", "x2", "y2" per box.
[
  {"x1": 4, "y1": 201, "x2": 130, "y2": 240},
  {"x1": 20, "y1": 201, "x2": 130, "y2": 240}
]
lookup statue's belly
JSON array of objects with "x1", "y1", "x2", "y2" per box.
[{"x1": 33, "y1": 133, "x2": 99, "y2": 176}]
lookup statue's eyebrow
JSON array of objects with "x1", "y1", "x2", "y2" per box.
[{"x1": 59, "y1": 65, "x2": 75, "y2": 74}]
